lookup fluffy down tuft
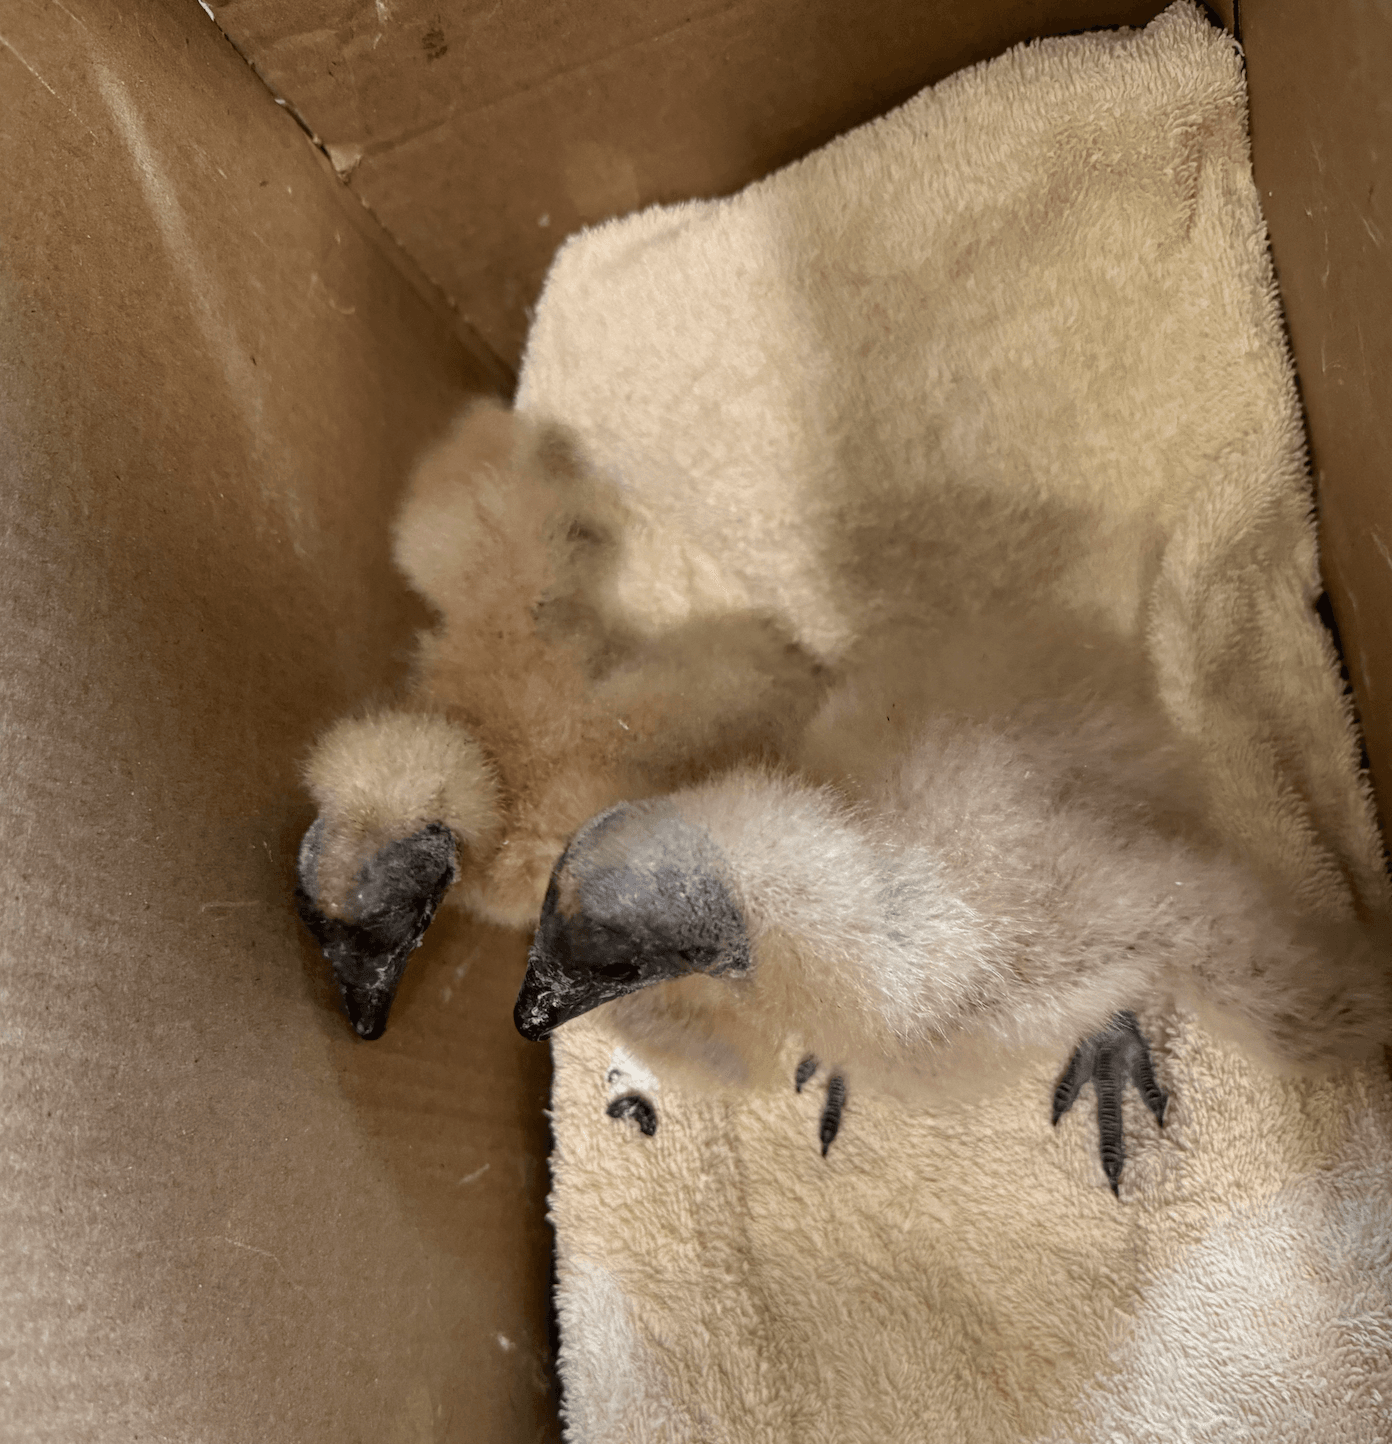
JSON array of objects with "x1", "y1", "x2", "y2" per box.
[
  {"x1": 305, "y1": 709, "x2": 502, "y2": 844},
  {"x1": 302, "y1": 709, "x2": 502, "y2": 915}
]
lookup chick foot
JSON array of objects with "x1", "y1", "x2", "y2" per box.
[
  {"x1": 1052, "y1": 1010, "x2": 1167, "y2": 1196},
  {"x1": 796, "y1": 1055, "x2": 848, "y2": 1157}
]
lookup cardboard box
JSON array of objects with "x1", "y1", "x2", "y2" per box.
[{"x1": 1, "y1": 0, "x2": 1384, "y2": 1437}]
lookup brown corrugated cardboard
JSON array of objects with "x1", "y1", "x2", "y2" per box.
[
  {"x1": 1245, "y1": 0, "x2": 1392, "y2": 834},
  {"x1": 207, "y1": 0, "x2": 1177, "y2": 366},
  {"x1": 0, "y1": 0, "x2": 552, "y2": 1437}
]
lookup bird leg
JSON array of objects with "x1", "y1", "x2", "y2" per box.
[{"x1": 1052, "y1": 1010, "x2": 1167, "y2": 1196}]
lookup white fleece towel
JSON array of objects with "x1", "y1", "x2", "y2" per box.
[{"x1": 515, "y1": 5, "x2": 1392, "y2": 1440}]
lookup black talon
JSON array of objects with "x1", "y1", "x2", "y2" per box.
[
  {"x1": 820, "y1": 1074, "x2": 846, "y2": 1157},
  {"x1": 1094, "y1": 1035, "x2": 1126, "y2": 1196},
  {"x1": 1051, "y1": 1036, "x2": 1096, "y2": 1125},
  {"x1": 795, "y1": 1055, "x2": 819, "y2": 1092},
  {"x1": 1122, "y1": 1010, "x2": 1168, "y2": 1128},
  {"x1": 1052, "y1": 1011, "x2": 1168, "y2": 1197},
  {"x1": 606, "y1": 1093, "x2": 658, "y2": 1137}
]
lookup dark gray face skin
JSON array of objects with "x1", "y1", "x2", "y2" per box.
[
  {"x1": 295, "y1": 819, "x2": 458, "y2": 1040},
  {"x1": 514, "y1": 801, "x2": 750, "y2": 1042}
]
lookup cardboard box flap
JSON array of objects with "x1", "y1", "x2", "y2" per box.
[{"x1": 206, "y1": 0, "x2": 1180, "y2": 364}]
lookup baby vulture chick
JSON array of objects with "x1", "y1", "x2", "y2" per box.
[
  {"x1": 516, "y1": 707, "x2": 1392, "y2": 1190},
  {"x1": 295, "y1": 399, "x2": 829, "y2": 1038}
]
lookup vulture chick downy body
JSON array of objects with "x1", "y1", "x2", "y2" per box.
[{"x1": 296, "y1": 402, "x2": 1391, "y2": 1191}]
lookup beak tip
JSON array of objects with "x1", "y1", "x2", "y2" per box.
[
  {"x1": 342, "y1": 986, "x2": 394, "y2": 1041},
  {"x1": 513, "y1": 1008, "x2": 553, "y2": 1043}
]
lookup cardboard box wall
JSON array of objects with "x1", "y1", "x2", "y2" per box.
[{"x1": 0, "y1": 0, "x2": 1385, "y2": 1438}]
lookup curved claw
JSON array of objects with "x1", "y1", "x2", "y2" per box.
[
  {"x1": 606, "y1": 1093, "x2": 658, "y2": 1136},
  {"x1": 820, "y1": 1074, "x2": 847, "y2": 1158},
  {"x1": 791, "y1": 1056, "x2": 846, "y2": 1157},
  {"x1": 1052, "y1": 1011, "x2": 1168, "y2": 1196}
]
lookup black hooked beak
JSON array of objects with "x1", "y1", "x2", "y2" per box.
[
  {"x1": 329, "y1": 945, "x2": 409, "y2": 1042},
  {"x1": 513, "y1": 810, "x2": 751, "y2": 1043},
  {"x1": 295, "y1": 822, "x2": 458, "y2": 1040},
  {"x1": 513, "y1": 878, "x2": 646, "y2": 1041}
]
